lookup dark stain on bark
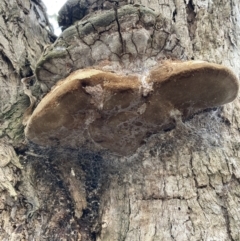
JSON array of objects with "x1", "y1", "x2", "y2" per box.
[
  {"x1": 186, "y1": 0, "x2": 196, "y2": 41},
  {"x1": 77, "y1": 150, "x2": 105, "y2": 240}
]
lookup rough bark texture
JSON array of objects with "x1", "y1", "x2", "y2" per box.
[{"x1": 1, "y1": 0, "x2": 240, "y2": 241}]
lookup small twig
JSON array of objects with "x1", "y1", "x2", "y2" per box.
[{"x1": 25, "y1": 151, "x2": 48, "y2": 159}]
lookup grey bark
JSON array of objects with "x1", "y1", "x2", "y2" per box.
[{"x1": 1, "y1": 0, "x2": 240, "y2": 241}]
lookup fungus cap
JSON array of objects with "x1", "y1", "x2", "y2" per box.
[
  {"x1": 143, "y1": 61, "x2": 239, "y2": 125},
  {"x1": 35, "y1": 5, "x2": 159, "y2": 90},
  {"x1": 25, "y1": 61, "x2": 239, "y2": 155}
]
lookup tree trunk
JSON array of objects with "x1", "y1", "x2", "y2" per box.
[{"x1": 1, "y1": 0, "x2": 240, "y2": 241}]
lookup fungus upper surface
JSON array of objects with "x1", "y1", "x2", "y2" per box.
[
  {"x1": 25, "y1": 61, "x2": 239, "y2": 155},
  {"x1": 58, "y1": 0, "x2": 129, "y2": 30},
  {"x1": 35, "y1": 4, "x2": 172, "y2": 90}
]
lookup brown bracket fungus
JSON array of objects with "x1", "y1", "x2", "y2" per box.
[{"x1": 25, "y1": 61, "x2": 239, "y2": 155}]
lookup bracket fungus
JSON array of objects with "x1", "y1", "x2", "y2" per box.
[
  {"x1": 25, "y1": 61, "x2": 239, "y2": 155},
  {"x1": 35, "y1": 5, "x2": 170, "y2": 91}
]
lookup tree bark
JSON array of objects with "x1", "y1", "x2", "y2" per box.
[{"x1": 1, "y1": 0, "x2": 240, "y2": 241}]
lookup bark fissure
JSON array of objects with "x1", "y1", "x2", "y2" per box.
[
  {"x1": 114, "y1": 5, "x2": 124, "y2": 53},
  {"x1": 221, "y1": 206, "x2": 235, "y2": 241},
  {"x1": 186, "y1": 0, "x2": 196, "y2": 52}
]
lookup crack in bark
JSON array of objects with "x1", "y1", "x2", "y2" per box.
[
  {"x1": 172, "y1": 9, "x2": 177, "y2": 23},
  {"x1": 120, "y1": 197, "x2": 131, "y2": 241},
  {"x1": 221, "y1": 206, "x2": 235, "y2": 241},
  {"x1": 186, "y1": 0, "x2": 196, "y2": 42},
  {"x1": 216, "y1": 184, "x2": 235, "y2": 241},
  {"x1": 114, "y1": 5, "x2": 124, "y2": 54},
  {"x1": 189, "y1": 155, "x2": 199, "y2": 188},
  {"x1": 65, "y1": 48, "x2": 74, "y2": 64},
  {"x1": 130, "y1": 30, "x2": 139, "y2": 55}
]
